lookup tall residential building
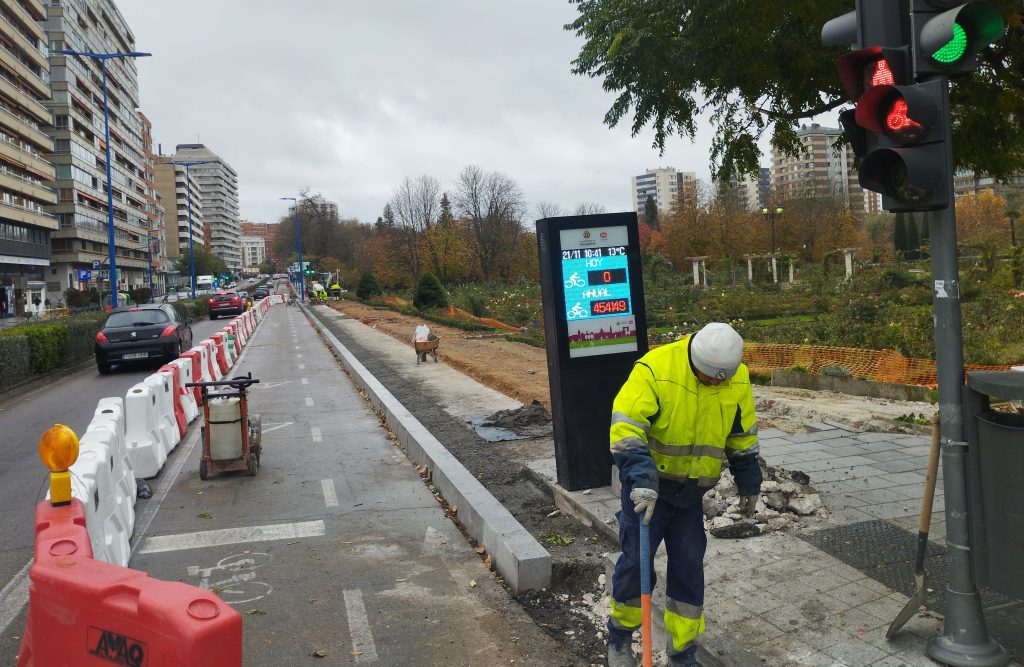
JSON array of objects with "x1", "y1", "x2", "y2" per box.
[
  {"x1": 241, "y1": 220, "x2": 280, "y2": 266},
  {"x1": 139, "y1": 111, "x2": 168, "y2": 293},
  {"x1": 241, "y1": 235, "x2": 265, "y2": 275},
  {"x1": 631, "y1": 168, "x2": 697, "y2": 214},
  {"x1": 0, "y1": 0, "x2": 56, "y2": 317},
  {"x1": 953, "y1": 170, "x2": 1024, "y2": 199},
  {"x1": 44, "y1": 0, "x2": 153, "y2": 295},
  {"x1": 769, "y1": 123, "x2": 873, "y2": 214},
  {"x1": 154, "y1": 158, "x2": 204, "y2": 263},
  {"x1": 714, "y1": 170, "x2": 762, "y2": 211},
  {"x1": 167, "y1": 144, "x2": 240, "y2": 274},
  {"x1": 757, "y1": 167, "x2": 771, "y2": 209}
]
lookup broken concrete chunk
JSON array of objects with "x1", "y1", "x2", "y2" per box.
[{"x1": 787, "y1": 494, "x2": 823, "y2": 515}]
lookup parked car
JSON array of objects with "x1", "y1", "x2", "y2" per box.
[
  {"x1": 208, "y1": 291, "x2": 246, "y2": 319},
  {"x1": 94, "y1": 304, "x2": 193, "y2": 374}
]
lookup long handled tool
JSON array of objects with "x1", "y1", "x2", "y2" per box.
[
  {"x1": 887, "y1": 414, "x2": 942, "y2": 639},
  {"x1": 639, "y1": 521, "x2": 653, "y2": 667}
]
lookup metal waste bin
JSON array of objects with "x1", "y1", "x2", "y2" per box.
[{"x1": 964, "y1": 370, "x2": 1024, "y2": 599}]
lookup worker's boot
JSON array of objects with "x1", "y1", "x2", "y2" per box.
[
  {"x1": 606, "y1": 638, "x2": 636, "y2": 667},
  {"x1": 670, "y1": 645, "x2": 703, "y2": 666}
]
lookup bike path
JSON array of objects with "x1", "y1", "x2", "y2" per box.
[{"x1": 127, "y1": 304, "x2": 577, "y2": 665}]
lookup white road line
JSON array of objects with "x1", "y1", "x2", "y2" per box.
[
  {"x1": 0, "y1": 560, "x2": 31, "y2": 633},
  {"x1": 294, "y1": 345, "x2": 301, "y2": 350},
  {"x1": 321, "y1": 479, "x2": 338, "y2": 507},
  {"x1": 343, "y1": 589, "x2": 378, "y2": 663},
  {"x1": 301, "y1": 377, "x2": 309, "y2": 385},
  {"x1": 298, "y1": 364, "x2": 305, "y2": 370},
  {"x1": 296, "y1": 353, "x2": 302, "y2": 358},
  {"x1": 305, "y1": 396, "x2": 314, "y2": 407},
  {"x1": 311, "y1": 426, "x2": 322, "y2": 442},
  {"x1": 137, "y1": 520, "x2": 326, "y2": 554},
  {"x1": 262, "y1": 421, "x2": 294, "y2": 434}
]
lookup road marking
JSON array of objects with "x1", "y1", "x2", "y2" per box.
[
  {"x1": 321, "y1": 479, "x2": 338, "y2": 507},
  {"x1": 311, "y1": 426, "x2": 322, "y2": 442},
  {"x1": 258, "y1": 381, "x2": 294, "y2": 389},
  {"x1": 343, "y1": 589, "x2": 378, "y2": 663},
  {"x1": 305, "y1": 396, "x2": 314, "y2": 407},
  {"x1": 138, "y1": 520, "x2": 326, "y2": 554},
  {"x1": 131, "y1": 427, "x2": 202, "y2": 556},
  {"x1": 262, "y1": 421, "x2": 294, "y2": 434},
  {"x1": 296, "y1": 353, "x2": 302, "y2": 358},
  {"x1": 0, "y1": 560, "x2": 31, "y2": 633},
  {"x1": 294, "y1": 345, "x2": 301, "y2": 349},
  {"x1": 301, "y1": 377, "x2": 309, "y2": 386},
  {"x1": 298, "y1": 364, "x2": 305, "y2": 370}
]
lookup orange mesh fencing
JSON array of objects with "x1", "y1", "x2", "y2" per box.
[
  {"x1": 444, "y1": 305, "x2": 520, "y2": 332},
  {"x1": 742, "y1": 342, "x2": 1014, "y2": 388}
]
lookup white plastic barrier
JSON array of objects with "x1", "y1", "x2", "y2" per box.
[
  {"x1": 144, "y1": 373, "x2": 180, "y2": 456},
  {"x1": 201, "y1": 339, "x2": 224, "y2": 380},
  {"x1": 124, "y1": 382, "x2": 166, "y2": 479},
  {"x1": 234, "y1": 317, "x2": 248, "y2": 346},
  {"x1": 219, "y1": 330, "x2": 237, "y2": 365},
  {"x1": 170, "y1": 358, "x2": 199, "y2": 423},
  {"x1": 55, "y1": 427, "x2": 132, "y2": 566},
  {"x1": 89, "y1": 397, "x2": 135, "y2": 508}
]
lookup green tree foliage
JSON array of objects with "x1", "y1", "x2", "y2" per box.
[
  {"x1": 175, "y1": 244, "x2": 228, "y2": 276},
  {"x1": 894, "y1": 214, "x2": 908, "y2": 257},
  {"x1": 356, "y1": 271, "x2": 381, "y2": 301},
  {"x1": 413, "y1": 272, "x2": 448, "y2": 310},
  {"x1": 905, "y1": 215, "x2": 920, "y2": 260},
  {"x1": 565, "y1": 1, "x2": 1024, "y2": 182},
  {"x1": 643, "y1": 195, "x2": 659, "y2": 230}
]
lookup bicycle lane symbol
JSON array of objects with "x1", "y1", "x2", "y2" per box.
[{"x1": 186, "y1": 551, "x2": 273, "y2": 606}]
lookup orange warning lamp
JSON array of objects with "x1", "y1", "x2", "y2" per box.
[{"x1": 38, "y1": 424, "x2": 79, "y2": 505}]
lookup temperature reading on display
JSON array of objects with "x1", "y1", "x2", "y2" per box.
[{"x1": 587, "y1": 268, "x2": 627, "y2": 286}]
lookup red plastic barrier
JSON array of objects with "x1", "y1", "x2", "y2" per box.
[
  {"x1": 18, "y1": 499, "x2": 241, "y2": 667},
  {"x1": 210, "y1": 334, "x2": 229, "y2": 374},
  {"x1": 180, "y1": 350, "x2": 204, "y2": 403},
  {"x1": 158, "y1": 364, "x2": 187, "y2": 436}
]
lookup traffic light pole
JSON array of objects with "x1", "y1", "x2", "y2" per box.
[{"x1": 926, "y1": 77, "x2": 1008, "y2": 667}]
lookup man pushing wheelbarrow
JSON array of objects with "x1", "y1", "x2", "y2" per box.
[{"x1": 413, "y1": 324, "x2": 440, "y2": 364}]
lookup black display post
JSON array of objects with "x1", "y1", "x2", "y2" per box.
[{"x1": 536, "y1": 213, "x2": 648, "y2": 491}]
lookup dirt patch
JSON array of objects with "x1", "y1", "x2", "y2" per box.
[{"x1": 482, "y1": 401, "x2": 553, "y2": 438}]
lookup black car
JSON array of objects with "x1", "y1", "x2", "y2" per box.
[
  {"x1": 253, "y1": 286, "x2": 269, "y2": 300},
  {"x1": 95, "y1": 304, "x2": 193, "y2": 374},
  {"x1": 208, "y1": 291, "x2": 246, "y2": 319}
]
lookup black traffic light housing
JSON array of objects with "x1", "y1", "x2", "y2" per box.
[{"x1": 912, "y1": 0, "x2": 1005, "y2": 77}]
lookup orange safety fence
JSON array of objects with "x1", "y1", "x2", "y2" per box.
[{"x1": 742, "y1": 342, "x2": 1015, "y2": 389}]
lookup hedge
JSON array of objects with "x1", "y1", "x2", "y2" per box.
[
  {"x1": 172, "y1": 298, "x2": 210, "y2": 321},
  {"x1": 0, "y1": 335, "x2": 30, "y2": 387}
]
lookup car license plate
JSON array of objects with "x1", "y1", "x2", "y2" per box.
[{"x1": 122, "y1": 352, "x2": 148, "y2": 360}]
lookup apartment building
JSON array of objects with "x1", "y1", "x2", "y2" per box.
[
  {"x1": 770, "y1": 124, "x2": 874, "y2": 214},
  {"x1": 954, "y1": 170, "x2": 1024, "y2": 200},
  {"x1": 714, "y1": 170, "x2": 763, "y2": 211},
  {"x1": 241, "y1": 219, "x2": 279, "y2": 266},
  {"x1": 44, "y1": 0, "x2": 155, "y2": 295},
  {"x1": 631, "y1": 167, "x2": 697, "y2": 215},
  {"x1": 241, "y1": 235, "x2": 264, "y2": 275},
  {"x1": 139, "y1": 110, "x2": 169, "y2": 293},
  {"x1": 153, "y1": 157, "x2": 204, "y2": 262},
  {"x1": 0, "y1": 0, "x2": 56, "y2": 317},
  {"x1": 167, "y1": 144, "x2": 240, "y2": 274}
]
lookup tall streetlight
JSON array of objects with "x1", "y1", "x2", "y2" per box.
[
  {"x1": 57, "y1": 49, "x2": 151, "y2": 309},
  {"x1": 761, "y1": 206, "x2": 784, "y2": 255},
  {"x1": 280, "y1": 197, "x2": 303, "y2": 302},
  {"x1": 166, "y1": 160, "x2": 215, "y2": 299}
]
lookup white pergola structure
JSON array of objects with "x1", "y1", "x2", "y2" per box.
[{"x1": 686, "y1": 256, "x2": 709, "y2": 287}]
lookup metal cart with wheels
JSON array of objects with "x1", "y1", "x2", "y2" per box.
[{"x1": 186, "y1": 373, "x2": 262, "y2": 479}]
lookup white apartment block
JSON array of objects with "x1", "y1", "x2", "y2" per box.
[
  {"x1": 154, "y1": 158, "x2": 205, "y2": 261},
  {"x1": 170, "y1": 144, "x2": 241, "y2": 273},
  {"x1": 241, "y1": 235, "x2": 265, "y2": 269},
  {"x1": 631, "y1": 167, "x2": 697, "y2": 215}
]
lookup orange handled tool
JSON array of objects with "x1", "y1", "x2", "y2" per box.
[{"x1": 639, "y1": 521, "x2": 653, "y2": 667}]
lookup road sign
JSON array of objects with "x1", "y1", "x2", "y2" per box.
[
  {"x1": 77, "y1": 270, "x2": 90, "y2": 281},
  {"x1": 92, "y1": 260, "x2": 100, "y2": 270}
]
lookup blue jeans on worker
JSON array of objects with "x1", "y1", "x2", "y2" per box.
[{"x1": 608, "y1": 485, "x2": 706, "y2": 665}]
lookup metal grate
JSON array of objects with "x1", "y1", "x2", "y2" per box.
[{"x1": 800, "y1": 520, "x2": 1023, "y2": 660}]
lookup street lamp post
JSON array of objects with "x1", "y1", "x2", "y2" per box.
[
  {"x1": 761, "y1": 206, "x2": 784, "y2": 255},
  {"x1": 166, "y1": 160, "x2": 214, "y2": 299},
  {"x1": 58, "y1": 49, "x2": 151, "y2": 309},
  {"x1": 280, "y1": 197, "x2": 303, "y2": 302}
]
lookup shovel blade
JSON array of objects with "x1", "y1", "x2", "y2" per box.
[{"x1": 886, "y1": 573, "x2": 927, "y2": 639}]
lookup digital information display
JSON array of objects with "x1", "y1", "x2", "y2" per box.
[{"x1": 558, "y1": 226, "x2": 638, "y2": 358}]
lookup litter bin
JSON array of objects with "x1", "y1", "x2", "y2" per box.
[{"x1": 964, "y1": 369, "x2": 1024, "y2": 599}]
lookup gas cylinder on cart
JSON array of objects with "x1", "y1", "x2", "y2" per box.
[{"x1": 208, "y1": 397, "x2": 243, "y2": 460}]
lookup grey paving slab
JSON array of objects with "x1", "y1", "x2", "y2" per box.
[
  {"x1": 863, "y1": 449, "x2": 912, "y2": 462},
  {"x1": 876, "y1": 471, "x2": 928, "y2": 487},
  {"x1": 867, "y1": 458, "x2": 930, "y2": 474}
]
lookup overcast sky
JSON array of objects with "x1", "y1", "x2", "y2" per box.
[{"x1": 116, "y1": 1, "x2": 726, "y2": 226}]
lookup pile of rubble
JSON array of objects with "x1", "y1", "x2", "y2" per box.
[{"x1": 703, "y1": 460, "x2": 828, "y2": 539}]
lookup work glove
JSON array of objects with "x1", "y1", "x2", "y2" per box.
[
  {"x1": 738, "y1": 495, "x2": 758, "y2": 519},
  {"x1": 629, "y1": 487, "x2": 659, "y2": 526}
]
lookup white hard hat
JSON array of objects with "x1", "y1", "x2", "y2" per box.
[{"x1": 690, "y1": 322, "x2": 744, "y2": 380}]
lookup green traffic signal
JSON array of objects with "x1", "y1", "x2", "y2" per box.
[{"x1": 931, "y1": 22, "x2": 967, "y2": 63}]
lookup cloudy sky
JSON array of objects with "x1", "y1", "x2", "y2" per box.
[{"x1": 116, "y1": 1, "x2": 724, "y2": 225}]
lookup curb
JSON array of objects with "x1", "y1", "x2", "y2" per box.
[{"x1": 301, "y1": 303, "x2": 552, "y2": 594}]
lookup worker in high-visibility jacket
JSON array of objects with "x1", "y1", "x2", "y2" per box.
[{"x1": 606, "y1": 322, "x2": 762, "y2": 667}]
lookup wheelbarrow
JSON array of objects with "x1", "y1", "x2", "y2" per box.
[
  {"x1": 186, "y1": 373, "x2": 262, "y2": 479},
  {"x1": 415, "y1": 336, "x2": 440, "y2": 364}
]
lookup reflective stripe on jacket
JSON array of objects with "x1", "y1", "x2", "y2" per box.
[{"x1": 609, "y1": 335, "x2": 760, "y2": 495}]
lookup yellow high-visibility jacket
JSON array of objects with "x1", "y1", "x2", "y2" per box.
[{"x1": 610, "y1": 334, "x2": 762, "y2": 506}]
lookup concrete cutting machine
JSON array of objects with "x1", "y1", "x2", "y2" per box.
[{"x1": 186, "y1": 373, "x2": 262, "y2": 479}]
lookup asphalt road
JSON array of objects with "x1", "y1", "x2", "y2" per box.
[{"x1": 0, "y1": 314, "x2": 228, "y2": 599}]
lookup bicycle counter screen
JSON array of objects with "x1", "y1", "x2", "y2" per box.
[{"x1": 558, "y1": 226, "x2": 639, "y2": 359}]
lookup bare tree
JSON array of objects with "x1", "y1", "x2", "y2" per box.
[
  {"x1": 572, "y1": 202, "x2": 607, "y2": 215},
  {"x1": 535, "y1": 201, "x2": 563, "y2": 220},
  {"x1": 453, "y1": 165, "x2": 527, "y2": 282},
  {"x1": 389, "y1": 175, "x2": 441, "y2": 284}
]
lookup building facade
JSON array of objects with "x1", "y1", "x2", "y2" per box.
[
  {"x1": 139, "y1": 111, "x2": 169, "y2": 294},
  {"x1": 769, "y1": 124, "x2": 874, "y2": 214},
  {"x1": 167, "y1": 144, "x2": 240, "y2": 274},
  {"x1": 631, "y1": 167, "x2": 697, "y2": 215},
  {"x1": 241, "y1": 220, "x2": 279, "y2": 267},
  {"x1": 954, "y1": 170, "x2": 1024, "y2": 199},
  {"x1": 154, "y1": 158, "x2": 204, "y2": 264},
  {"x1": 0, "y1": 0, "x2": 56, "y2": 317},
  {"x1": 44, "y1": 0, "x2": 154, "y2": 297},
  {"x1": 240, "y1": 235, "x2": 264, "y2": 275}
]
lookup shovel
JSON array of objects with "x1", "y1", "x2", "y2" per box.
[
  {"x1": 639, "y1": 520, "x2": 653, "y2": 667},
  {"x1": 886, "y1": 414, "x2": 941, "y2": 639}
]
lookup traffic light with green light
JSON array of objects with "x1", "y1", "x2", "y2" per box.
[{"x1": 912, "y1": 0, "x2": 1004, "y2": 76}]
